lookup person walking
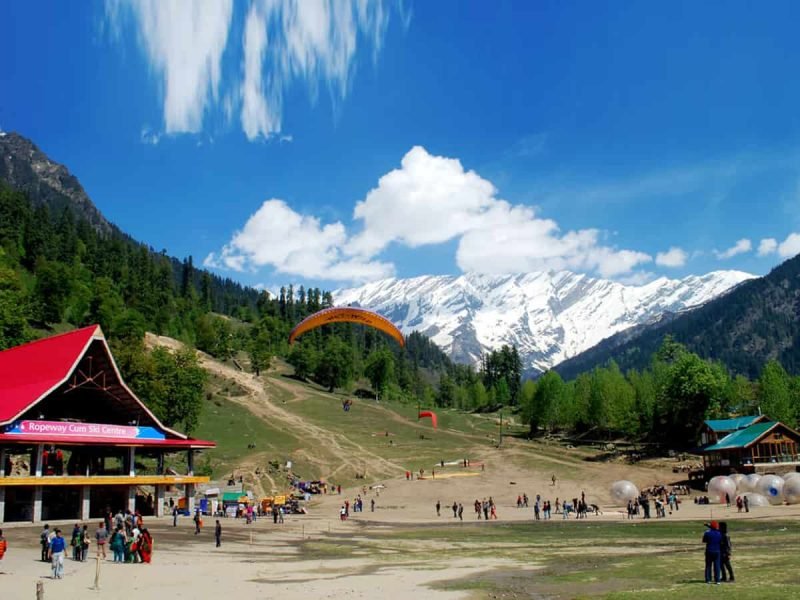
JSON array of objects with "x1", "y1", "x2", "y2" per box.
[
  {"x1": 703, "y1": 521, "x2": 722, "y2": 585},
  {"x1": 49, "y1": 529, "x2": 67, "y2": 579},
  {"x1": 458, "y1": 503, "x2": 464, "y2": 521},
  {"x1": 215, "y1": 520, "x2": 222, "y2": 547},
  {"x1": 720, "y1": 522, "x2": 735, "y2": 582},
  {"x1": 452, "y1": 501, "x2": 458, "y2": 518},
  {"x1": 95, "y1": 521, "x2": 108, "y2": 560},
  {"x1": 371, "y1": 498, "x2": 375, "y2": 512}
]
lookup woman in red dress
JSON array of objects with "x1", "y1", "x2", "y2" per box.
[{"x1": 138, "y1": 529, "x2": 153, "y2": 563}]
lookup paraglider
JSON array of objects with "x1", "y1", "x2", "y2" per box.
[
  {"x1": 288, "y1": 307, "x2": 405, "y2": 347},
  {"x1": 418, "y1": 410, "x2": 438, "y2": 429}
]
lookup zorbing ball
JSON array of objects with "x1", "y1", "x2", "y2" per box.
[
  {"x1": 742, "y1": 492, "x2": 770, "y2": 508},
  {"x1": 707, "y1": 476, "x2": 737, "y2": 504},
  {"x1": 783, "y1": 477, "x2": 800, "y2": 504},
  {"x1": 740, "y1": 473, "x2": 762, "y2": 493},
  {"x1": 730, "y1": 473, "x2": 746, "y2": 488},
  {"x1": 610, "y1": 480, "x2": 639, "y2": 503},
  {"x1": 757, "y1": 474, "x2": 785, "y2": 505}
]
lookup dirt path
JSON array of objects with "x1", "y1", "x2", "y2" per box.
[{"x1": 146, "y1": 334, "x2": 407, "y2": 482}]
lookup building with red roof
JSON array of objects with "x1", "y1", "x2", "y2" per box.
[{"x1": 0, "y1": 325, "x2": 214, "y2": 523}]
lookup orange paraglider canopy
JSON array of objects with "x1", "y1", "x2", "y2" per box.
[
  {"x1": 418, "y1": 410, "x2": 438, "y2": 429},
  {"x1": 288, "y1": 307, "x2": 405, "y2": 347}
]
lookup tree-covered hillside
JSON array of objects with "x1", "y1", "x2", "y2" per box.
[{"x1": 556, "y1": 254, "x2": 800, "y2": 380}]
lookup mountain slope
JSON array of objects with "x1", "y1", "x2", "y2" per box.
[
  {"x1": 556, "y1": 253, "x2": 800, "y2": 379},
  {"x1": 0, "y1": 131, "x2": 114, "y2": 235},
  {"x1": 334, "y1": 270, "x2": 754, "y2": 375}
]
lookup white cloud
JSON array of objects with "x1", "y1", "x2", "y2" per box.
[
  {"x1": 106, "y1": 0, "x2": 233, "y2": 134},
  {"x1": 714, "y1": 238, "x2": 752, "y2": 259},
  {"x1": 755, "y1": 233, "x2": 800, "y2": 258},
  {"x1": 758, "y1": 238, "x2": 778, "y2": 256},
  {"x1": 655, "y1": 247, "x2": 688, "y2": 268},
  {"x1": 347, "y1": 146, "x2": 652, "y2": 278},
  {"x1": 106, "y1": 1, "x2": 394, "y2": 140},
  {"x1": 208, "y1": 147, "x2": 664, "y2": 283},
  {"x1": 778, "y1": 233, "x2": 800, "y2": 258},
  {"x1": 203, "y1": 199, "x2": 393, "y2": 282}
]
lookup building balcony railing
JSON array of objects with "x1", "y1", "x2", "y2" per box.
[{"x1": 0, "y1": 474, "x2": 209, "y2": 487}]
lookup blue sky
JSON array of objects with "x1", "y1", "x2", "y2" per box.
[{"x1": 3, "y1": 1, "x2": 800, "y2": 289}]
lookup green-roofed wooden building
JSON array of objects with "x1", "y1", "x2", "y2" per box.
[{"x1": 700, "y1": 415, "x2": 800, "y2": 476}]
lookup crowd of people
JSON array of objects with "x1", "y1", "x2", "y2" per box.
[{"x1": 35, "y1": 507, "x2": 156, "y2": 579}]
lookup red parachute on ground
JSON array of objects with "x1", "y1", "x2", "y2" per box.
[
  {"x1": 288, "y1": 307, "x2": 405, "y2": 347},
  {"x1": 418, "y1": 410, "x2": 438, "y2": 429}
]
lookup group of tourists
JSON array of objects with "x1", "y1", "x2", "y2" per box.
[
  {"x1": 36, "y1": 509, "x2": 155, "y2": 579},
  {"x1": 474, "y1": 497, "x2": 496, "y2": 519}
]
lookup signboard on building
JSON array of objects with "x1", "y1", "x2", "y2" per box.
[{"x1": 3, "y1": 420, "x2": 166, "y2": 440}]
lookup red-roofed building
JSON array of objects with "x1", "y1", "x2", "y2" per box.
[{"x1": 0, "y1": 326, "x2": 214, "y2": 523}]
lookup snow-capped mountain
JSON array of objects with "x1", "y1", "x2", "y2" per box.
[{"x1": 334, "y1": 270, "x2": 755, "y2": 375}]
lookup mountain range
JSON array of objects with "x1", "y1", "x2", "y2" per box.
[{"x1": 335, "y1": 270, "x2": 755, "y2": 376}]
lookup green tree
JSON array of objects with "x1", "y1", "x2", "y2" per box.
[
  {"x1": 757, "y1": 360, "x2": 795, "y2": 426},
  {"x1": 314, "y1": 337, "x2": 354, "y2": 392},
  {"x1": 364, "y1": 348, "x2": 396, "y2": 398},
  {"x1": 0, "y1": 263, "x2": 30, "y2": 349},
  {"x1": 33, "y1": 260, "x2": 71, "y2": 323},
  {"x1": 656, "y1": 351, "x2": 728, "y2": 444},
  {"x1": 288, "y1": 343, "x2": 317, "y2": 380},
  {"x1": 528, "y1": 370, "x2": 565, "y2": 434}
]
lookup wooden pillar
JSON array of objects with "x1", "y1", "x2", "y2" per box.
[
  {"x1": 35, "y1": 444, "x2": 44, "y2": 477},
  {"x1": 33, "y1": 485, "x2": 43, "y2": 521},
  {"x1": 81, "y1": 485, "x2": 91, "y2": 520},
  {"x1": 155, "y1": 485, "x2": 165, "y2": 518}
]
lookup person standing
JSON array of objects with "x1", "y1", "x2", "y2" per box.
[
  {"x1": 703, "y1": 521, "x2": 722, "y2": 585},
  {"x1": 452, "y1": 501, "x2": 458, "y2": 518},
  {"x1": 458, "y1": 503, "x2": 464, "y2": 521},
  {"x1": 215, "y1": 520, "x2": 222, "y2": 547},
  {"x1": 70, "y1": 523, "x2": 81, "y2": 561},
  {"x1": 371, "y1": 498, "x2": 375, "y2": 512},
  {"x1": 40, "y1": 524, "x2": 51, "y2": 562},
  {"x1": 173, "y1": 505, "x2": 179, "y2": 527},
  {"x1": 720, "y1": 522, "x2": 735, "y2": 582},
  {"x1": 0, "y1": 528, "x2": 7, "y2": 571},
  {"x1": 194, "y1": 509, "x2": 202, "y2": 534},
  {"x1": 436, "y1": 500, "x2": 441, "y2": 517},
  {"x1": 80, "y1": 525, "x2": 89, "y2": 561},
  {"x1": 743, "y1": 495, "x2": 749, "y2": 513},
  {"x1": 49, "y1": 529, "x2": 66, "y2": 579},
  {"x1": 95, "y1": 521, "x2": 108, "y2": 559}
]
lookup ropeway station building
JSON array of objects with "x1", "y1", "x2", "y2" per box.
[{"x1": 0, "y1": 325, "x2": 214, "y2": 523}]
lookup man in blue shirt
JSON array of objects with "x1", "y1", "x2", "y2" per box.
[
  {"x1": 702, "y1": 521, "x2": 722, "y2": 584},
  {"x1": 49, "y1": 528, "x2": 67, "y2": 579}
]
